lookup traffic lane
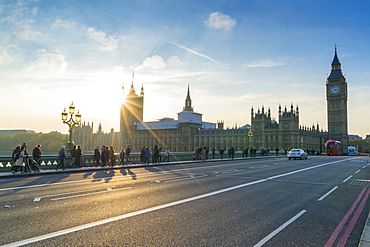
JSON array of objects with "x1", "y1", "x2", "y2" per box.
[
  {"x1": 21, "y1": 166, "x2": 369, "y2": 247},
  {"x1": 0, "y1": 158, "x2": 306, "y2": 204},
  {"x1": 0, "y1": 157, "x2": 365, "y2": 211},
  {"x1": 0, "y1": 166, "x2": 266, "y2": 245},
  {"x1": 0, "y1": 157, "x2": 336, "y2": 207},
  {"x1": 262, "y1": 185, "x2": 370, "y2": 246}
]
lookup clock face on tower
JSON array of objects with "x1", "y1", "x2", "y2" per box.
[{"x1": 330, "y1": 85, "x2": 340, "y2": 94}]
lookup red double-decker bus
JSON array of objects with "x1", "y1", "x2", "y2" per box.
[{"x1": 325, "y1": 140, "x2": 343, "y2": 156}]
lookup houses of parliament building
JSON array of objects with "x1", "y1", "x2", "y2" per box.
[{"x1": 74, "y1": 48, "x2": 349, "y2": 153}]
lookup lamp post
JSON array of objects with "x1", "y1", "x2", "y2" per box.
[
  {"x1": 248, "y1": 129, "x2": 253, "y2": 148},
  {"x1": 61, "y1": 102, "x2": 81, "y2": 154}
]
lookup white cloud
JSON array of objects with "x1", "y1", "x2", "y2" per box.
[
  {"x1": 86, "y1": 27, "x2": 119, "y2": 52},
  {"x1": 16, "y1": 19, "x2": 42, "y2": 40},
  {"x1": 136, "y1": 55, "x2": 166, "y2": 71},
  {"x1": 52, "y1": 18, "x2": 76, "y2": 29},
  {"x1": 205, "y1": 11, "x2": 236, "y2": 31},
  {"x1": 23, "y1": 49, "x2": 68, "y2": 77},
  {"x1": 167, "y1": 56, "x2": 187, "y2": 65}
]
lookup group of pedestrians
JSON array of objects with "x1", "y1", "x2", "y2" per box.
[
  {"x1": 193, "y1": 146, "x2": 238, "y2": 160},
  {"x1": 93, "y1": 144, "x2": 132, "y2": 167},
  {"x1": 93, "y1": 144, "x2": 170, "y2": 167},
  {"x1": 56, "y1": 145, "x2": 82, "y2": 170},
  {"x1": 11, "y1": 143, "x2": 41, "y2": 174}
]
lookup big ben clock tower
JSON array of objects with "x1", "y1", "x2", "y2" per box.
[{"x1": 326, "y1": 47, "x2": 349, "y2": 152}]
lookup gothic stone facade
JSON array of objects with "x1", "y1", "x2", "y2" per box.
[{"x1": 251, "y1": 105, "x2": 327, "y2": 153}]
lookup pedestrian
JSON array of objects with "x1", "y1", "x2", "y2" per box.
[
  {"x1": 201, "y1": 146, "x2": 207, "y2": 161},
  {"x1": 230, "y1": 147, "x2": 235, "y2": 159},
  {"x1": 56, "y1": 145, "x2": 66, "y2": 170},
  {"x1": 275, "y1": 147, "x2": 279, "y2": 157},
  {"x1": 152, "y1": 145, "x2": 159, "y2": 163},
  {"x1": 32, "y1": 144, "x2": 42, "y2": 166},
  {"x1": 158, "y1": 147, "x2": 163, "y2": 163},
  {"x1": 101, "y1": 146, "x2": 108, "y2": 167},
  {"x1": 205, "y1": 146, "x2": 209, "y2": 159},
  {"x1": 109, "y1": 146, "x2": 115, "y2": 167},
  {"x1": 145, "y1": 147, "x2": 150, "y2": 164},
  {"x1": 140, "y1": 146, "x2": 146, "y2": 164},
  {"x1": 163, "y1": 147, "x2": 170, "y2": 162},
  {"x1": 69, "y1": 145, "x2": 77, "y2": 167},
  {"x1": 22, "y1": 143, "x2": 30, "y2": 173},
  {"x1": 94, "y1": 146, "x2": 100, "y2": 166},
  {"x1": 119, "y1": 148, "x2": 125, "y2": 166},
  {"x1": 195, "y1": 147, "x2": 201, "y2": 160},
  {"x1": 11, "y1": 145, "x2": 21, "y2": 171},
  {"x1": 11, "y1": 145, "x2": 23, "y2": 174},
  {"x1": 125, "y1": 144, "x2": 131, "y2": 165},
  {"x1": 242, "y1": 147, "x2": 248, "y2": 158},
  {"x1": 211, "y1": 147, "x2": 215, "y2": 159},
  {"x1": 75, "y1": 145, "x2": 82, "y2": 167},
  {"x1": 219, "y1": 147, "x2": 224, "y2": 160}
]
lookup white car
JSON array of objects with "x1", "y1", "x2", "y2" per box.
[{"x1": 287, "y1": 149, "x2": 308, "y2": 160}]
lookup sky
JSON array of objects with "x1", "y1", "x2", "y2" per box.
[{"x1": 1, "y1": 0, "x2": 370, "y2": 138}]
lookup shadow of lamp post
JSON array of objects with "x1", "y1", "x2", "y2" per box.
[{"x1": 61, "y1": 102, "x2": 81, "y2": 154}]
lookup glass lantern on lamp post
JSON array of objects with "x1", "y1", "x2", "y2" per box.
[
  {"x1": 248, "y1": 129, "x2": 253, "y2": 149},
  {"x1": 61, "y1": 102, "x2": 81, "y2": 154}
]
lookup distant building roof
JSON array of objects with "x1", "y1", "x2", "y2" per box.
[{"x1": 136, "y1": 121, "x2": 178, "y2": 130}]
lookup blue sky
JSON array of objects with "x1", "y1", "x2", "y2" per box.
[{"x1": 1, "y1": 0, "x2": 370, "y2": 138}]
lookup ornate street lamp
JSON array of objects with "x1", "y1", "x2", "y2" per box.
[
  {"x1": 248, "y1": 129, "x2": 253, "y2": 148},
  {"x1": 61, "y1": 102, "x2": 81, "y2": 153}
]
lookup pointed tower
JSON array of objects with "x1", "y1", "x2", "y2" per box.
[
  {"x1": 120, "y1": 70, "x2": 144, "y2": 133},
  {"x1": 326, "y1": 46, "x2": 349, "y2": 151},
  {"x1": 178, "y1": 85, "x2": 202, "y2": 127},
  {"x1": 183, "y1": 85, "x2": 193, "y2": 111}
]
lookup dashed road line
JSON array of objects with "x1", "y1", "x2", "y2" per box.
[{"x1": 318, "y1": 186, "x2": 338, "y2": 201}]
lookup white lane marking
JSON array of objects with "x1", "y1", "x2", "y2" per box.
[
  {"x1": 343, "y1": 175, "x2": 352, "y2": 183},
  {"x1": 318, "y1": 186, "x2": 338, "y2": 201},
  {"x1": 1, "y1": 159, "x2": 352, "y2": 247},
  {"x1": 164, "y1": 175, "x2": 208, "y2": 183},
  {"x1": 267, "y1": 159, "x2": 348, "y2": 180},
  {"x1": 50, "y1": 187, "x2": 132, "y2": 201},
  {"x1": 214, "y1": 169, "x2": 245, "y2": 174},
  {"x1": 355, "y1": 169, "x2": 361, "y2": 174},
  {"x1": 33, "y1": 187, "x2": 117, "y2": 201},
  {"x1": 0, "y1": 161, "x2": 268, "y2": 192},
  {"x1": 253, "y1": 210, "x2": 307, "y2": 247}
]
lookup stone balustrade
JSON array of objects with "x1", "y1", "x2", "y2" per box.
[{"x1": 0, "y1": 153, "x2": 198, "y2": 172}]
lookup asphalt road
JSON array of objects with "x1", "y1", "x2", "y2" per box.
[{"x1": 0, "y1": 156, "x2": 369, "y2": 246}]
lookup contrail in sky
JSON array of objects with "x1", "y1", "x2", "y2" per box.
[{"x1": 169, "y1": 41, "x2": 220, "y2": 64}]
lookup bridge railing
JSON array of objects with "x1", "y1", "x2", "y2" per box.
[
  {"x1": 0, "y1": 151, "x2": 281, "y2": 172},
  {"x1": 0, "y1": 152, "x2": 204, "y2": 172}
]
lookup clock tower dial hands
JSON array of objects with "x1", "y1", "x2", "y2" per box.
[{"x1": 330, "y1": 85, "x2": 340, "y2": 94}]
